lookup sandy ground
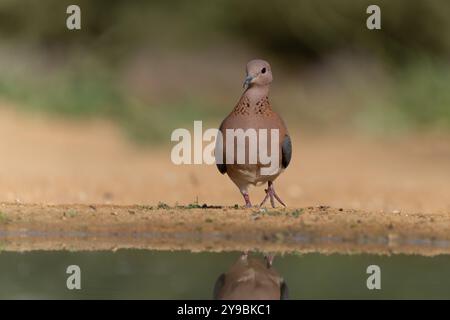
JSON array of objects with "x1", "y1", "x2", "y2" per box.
[
  {"x1": 0, "y1": 105, "x2": 449, "y2": 254},
  {"x1": 1, "y1": 203, "x2": 450, "y2": 255},
  {"x1": 0, "y1": 106, "x2": 449, "y2": 213}
]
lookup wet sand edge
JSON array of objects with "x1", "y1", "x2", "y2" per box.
[{"x1": 1, "y1": 203, "x2": 449, "y2": 255}]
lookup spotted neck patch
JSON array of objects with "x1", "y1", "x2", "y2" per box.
[
  {"x1": 255, "y1": 96, "x2": 271, "y2": 115},
  {"x1": 233, "y1": 95, "x2": 251, "y2": 115}
]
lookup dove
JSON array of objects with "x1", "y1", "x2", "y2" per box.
[
  {"x1": 213, "y1": 253, "x2": 289, "y2": 300},
  {"x1": 216, "y1": 59, "x2": 292, "y2": 208}
]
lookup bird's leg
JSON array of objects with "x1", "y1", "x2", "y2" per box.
[
  {"x1": 264, "y1": 254, "x2": 275, "y2": 268},
  {"x1": 269, "y1": 190, "x2": 275, "y2": 208},
  {"x1": 242, "y1": 192, "x2": 252, "y2": 208},
  {"x1": 259, "y1": 181, "x2": 286, "y2": 208},
  {"x1": 272, "y1": 186, "x2": 286, "y2": 207},
  {"x1": 259, "y1": 189, "x2": 270, "y2": 207}
]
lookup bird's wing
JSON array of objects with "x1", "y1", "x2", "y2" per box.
[
  {"x1": 212, "y1": 273, "x2": 226, "y2": 299},
  {"x1": 281, "y1": 134, "x2": 292, "y2": 169},
  {"x1": 216, "y1": 162, "x2": 227, "y2": 174},
  {"x1": 216, "y1": 122, "x2": 227, "y2": 174},
  {"x1": 280, "y1": 280, "x2": 289, "y2": 300}
]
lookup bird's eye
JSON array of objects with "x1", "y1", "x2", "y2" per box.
[{"x1": 261, "y1": 67, "x2": 266, "y2": 74}]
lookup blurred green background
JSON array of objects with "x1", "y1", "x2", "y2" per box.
[
  {"x1": 0, "y1": 250, "x2": 449, "y2": 299},
  {"x1": 0, "y1": 0, "x2": 450, "y2": 142}
]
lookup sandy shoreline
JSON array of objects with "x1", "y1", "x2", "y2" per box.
[{"x1": 1, "y1": 203, "x2": 449, "y2": 255}]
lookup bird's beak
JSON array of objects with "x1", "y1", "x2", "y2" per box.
[{"x1": 243, "y1": 75, "x2": 254, "y2": 89}]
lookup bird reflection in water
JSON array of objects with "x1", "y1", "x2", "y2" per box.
[{"x1": 213, "y1": 252, "x2": 289, "y2": 300}]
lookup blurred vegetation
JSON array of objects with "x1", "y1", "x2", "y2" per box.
[{"x1": 0, "y1": 0, "x2": 449, "y2": 142}]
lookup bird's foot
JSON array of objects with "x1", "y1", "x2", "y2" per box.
[
  {"x1": 259, "y1": 182, "x2": 286, "y2": 208},
  {"x1": 264, "y1": 254, "x2": 275, "y2": 268}
]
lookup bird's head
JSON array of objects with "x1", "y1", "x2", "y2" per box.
[{"x1": 243, "y1": 59, "x2": 273, "y2": 89}]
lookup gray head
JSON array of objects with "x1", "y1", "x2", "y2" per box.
[{"x1": 243, "y1": 59, "x2": 273, "y2": 89}]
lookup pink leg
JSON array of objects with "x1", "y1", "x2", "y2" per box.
[
  {"x1": 259, "y1": 181, "x2": 286, "y2": 208},
  {"x1": 265, "y1": 254, "x2": 275, "y2": 268},
  {"x1": 242, "y1": 192, "x2": 252, "y2": 208}
]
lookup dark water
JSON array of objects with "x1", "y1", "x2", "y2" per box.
[{"x1": 0, "y1": 250, "x2": 449, "y2": 299}]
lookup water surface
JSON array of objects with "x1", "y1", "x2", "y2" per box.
[{"x1": 0, "y1": 250, "x2": 449, "y2": 299}]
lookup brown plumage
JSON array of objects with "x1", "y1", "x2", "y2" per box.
[
  {"x1": 213, "y1": 253, "x2": 288, "y2": 300},
  {"x1": 216, "y1": 59, "x2": 292, "y2": 207}
]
